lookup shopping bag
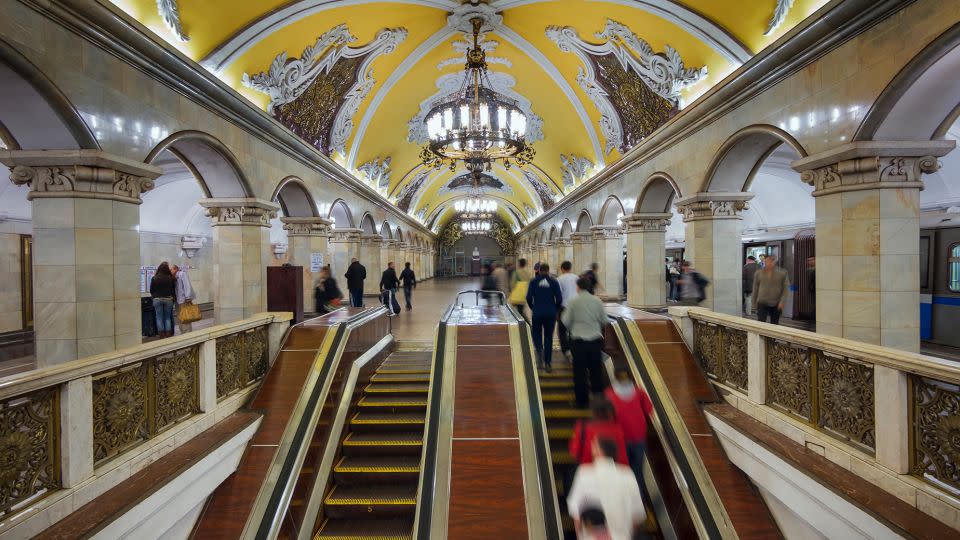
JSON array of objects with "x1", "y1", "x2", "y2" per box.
[
  {"x1": 179, "y1": 302, "x2": 201, "y2": 324},
  {"x1": 508, "y1": 280, "x2": 529, "y2": 304}
]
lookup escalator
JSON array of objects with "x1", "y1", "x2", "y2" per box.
[{"x1": 314, "y1": 350, "x2": 431, "y2": 539}]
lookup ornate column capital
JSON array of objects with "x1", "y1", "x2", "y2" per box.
[
  {"x1": 1, "y1": 149, "x2": 161, "y2": 204},
  {"x1": 570, "y1": 232, "x2": 593, "y2": 244},
  {"x1": 674, "y1": 192, "x2": 753, "y2": 222},
  {"x1": 360, "y1": 233, "x2": 384, "y2": 246},
  {"x1": 791, "y1": 140, "x2": 955, "y2": 197},
  {"x1": 280, "y1": 216, "x2": 332, "y2": 236},
  {"x1": 330, "y1": 227, "x2": 362, "y2": 243},
  {"x1": 541, "y1": 241, "x2": 556, "y2": 248},
  {"x1": 199, "y1": 198, "x2": 279, "y2": 227},
  {"x1": 589, "y1": 225, "x2": 624, "y2": 240},
  {"x1": 623, "y1": 212, "x2": 672, "y2": 233},
  {"x1": 555, "y1": 238, "x2": 573, "y2": 246},
  {"x1": 382, "y1": 239, "x2": 398, "y2": 248}
]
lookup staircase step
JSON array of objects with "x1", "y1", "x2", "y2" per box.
[{"x1": 315, "y1": 518, "x2": 413, "y2": 540}]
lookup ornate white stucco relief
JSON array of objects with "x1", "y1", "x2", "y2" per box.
[
  {"x1": 357, "y1": 156, "x2": 392, "y2": 192},
  {"x1": 560, "y1": 154, "x2": 594, "y2": 191},
  {"x1": 157, "y1": 0, "x2": 189, "y2": 42},
  {"x1": 765, "y1": 0, "x2": 795, "y2": 36}
]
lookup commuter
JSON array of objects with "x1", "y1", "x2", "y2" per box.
[
  {"x1": 556, "y1": 260, "x2": 579, "y2": 362},
  {"x1": 150, "y1": 262, "x2": 176, "y2": 338},
  {"x1": 561, "y1": 277, "x2": 608, "y2": 407},
  {"x1": 492, "y1": 261, "x2": 510, "y2": 296},
  {"x1": 752, "y1": 254, "x2": 790, "y2": 324},
  {"x1": 668, "y1": 260, "x2": 681, "y2": 300},
  {"x1": 527, "y1": 263, "x2": 563, "y2": 372},
  {"x1": 569, "y1": 400, "x2": 628, "y2": 465},
  {"x1": 583, "y1": 262, "x2": 599, "y2": 295},
  {"x1": 399, "y1": 261, "x2": 416, "y2": 310},
  {"x1": 379, "y1": 261, "x2": 401, "y2": 314},
  {"x1": 605, "y1": 367, "x2": 654, "y2": 489},
  {"x1": 678, "y1": 261, "x2": 708, "y2": 306},
  {"x1": 509, "y1": 258, "x2": 533, "y2": 321},
  {"x1": 481, "y1": 263, "x2": 501, "y2": 304},
  {"x1": 742, "y1": 255, "x2": 758, "y2": 315},
  {"x1": 577, "y1": 508, "x2": 613, "y2": 540},
  {"x1": 171, "y1": 264, "x2": 197, "y2": 334},
  {"x1": 315, "y1": 266, "x2": 343, "y2": 314},
  {"x1": 344, "y1": 258, "x2": 367, "y2": 308},
  {"x1": 567, "y1": 438, "x2": 645, "y2": 540}
]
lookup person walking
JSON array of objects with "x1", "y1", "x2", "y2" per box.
[
  {"x1": 492, "y1": 261, "x2": 510, "y2": 296},
  {"x1": 149, "y1": 262, "x2": 176, "y2": 338},
  {"x1": 605, "y1": 367, "x2": 654, "y2": 490},
  {"x1": 344, "y1": 258, "x2": 366, "y2": 308},
  {"x1": 668, "y1": 260, "x2": 681, "y2": 300},
  {"x1": 561, "y1": 277, "x2": 609, "y2": 407},
  {"x1": 399, "y1": 261, "x2": 416, "y2": 310},
  {"x1": 509, "y1": 258, "x2": 533, "y2": 321},
  {"x1": 526, "y1": 263, "x2": 563, "y2": 372},
  {"x1": 742, "y1": 255, "x2": 758, "y2": 315},
  {"x1": 583, "y1": 262, "x2": 599, "y2": 295},
  {"x1": 171, "y1": 264, "x2": 196, "y2": 334},
  {"x1": 752, "y1": 254, "x2": 790, "y2": 324},
  {"x1": 567, "y1": 438, "x2": 646, "y2": 540},
  {"x1": 569, "y1": 400, "x2": 628, "y2": 465},
  {"x1": 556, "y1": 261, "x2": 578, "y2": 362},
  {"x1": 315, "y1": 266, "x2": 343, "y2": 314},
  {"x1": 379, "y1": 261, "x2": 400, "y2": 313},
  {"x1": 678, "y1": 261, "x2": 708, "y2": 306}
]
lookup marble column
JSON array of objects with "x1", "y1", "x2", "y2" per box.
[
  {"x1": 0, "y1": 150, "x2": 160, "y2": 365},
  {"x1": 380, "y1": 239, "x2": 397, "y2": 274},
  {"x1": 571, "y1": 232, "x2": 593, "y2": 274},
  {"x1": 590, "y1": 225, "x2": 625, "y2": 300},
  {"x1": 624, "y1": 213, "x2": 672, "y2": 309},
  {"x1": 199, "y1": 198, "x2": 279, "y2": 324},
  {"x1": 359, "y1": 234, "x2": 383, "y2": 297},
  {"x1": 330, "y1": 228, "x2": 362, "y2": 279},
  {"x1": 675, "y1": 192, "x2": 753, "y2": 315},
  {"x1": 792, "y1": 141, "x2": 954, "y2": 352},
  {"x1": 536, "y1": 243, "x2": 548, "y2": 266},
  {"x1": 281, "y1": 217, "x2": 332, "y2": 312},
  {"x1": 557, "y1": 238, "x2": 574, "y2": 267},
  {"x1": 545, "y1": 241, "x2": 558, "y2": 269}
]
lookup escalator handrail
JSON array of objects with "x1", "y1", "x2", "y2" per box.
[
  {"x1": 412, "y1": 303, "x2": 455, "y2": 538},
  {"x1": 504, "y1": 304, "x2": 564, "y2": 540},
  {"x1": 243, "y1": 306, "x2": 389, "y2": 540},
  {"x1": 608, "y1": 315, "x2": 731, "y2": 540}
]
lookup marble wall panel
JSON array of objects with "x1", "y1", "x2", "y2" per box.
[{"x1": 0, "y1": 233, "x2": 23, "y2": 333}]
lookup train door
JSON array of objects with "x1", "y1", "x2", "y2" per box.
[
  {"x1": 928, "y1": 227, "x2": 960, "y2": 347},
  {"x1": 793, "y1": 231, "x2": 815, "y2": 321}
]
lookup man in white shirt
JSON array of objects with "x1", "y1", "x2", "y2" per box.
[
  {"x1": 557, "y1": 260, "x2": 579, "y2": 362},
  {"x1": 567, "y1": 437, "x2": 645, "y2": 540}
]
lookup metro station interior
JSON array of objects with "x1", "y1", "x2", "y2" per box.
[{"x1": 1, "y1": 0, "x2": 959, "y2": 538}]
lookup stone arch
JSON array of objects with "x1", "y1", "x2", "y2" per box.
[
  {"x1": 857, "y1": 23, "x2": 960, "y2": 141},
  {"x1": 548, "y1": 225, "x2": 559, "y2": 241},
  {"x1": 559, "y1": 219, "x2": 573, "y2": 239},
  {"x1": 575, "y1": 209, "x2": 594, "y2": 232},
  {"x1": 271, "y1": 176, "x2": 319, "y2": 217},
  {"x1": 146, "y1": 131, "x2": 253, "y2": 198},
  {"x1": 327, "y1": 198, "x2": 355, "y2": 228},
  {"x1": 395, "y1": 227, "x2": 404, "y2": 243},
  {"x1": 635, "y1": 172, "x2": 681, "y2": 213},
  {"x1": 359, "y1": 212, "x2": 377, "y2": 234},
  {"x1": 598, "y1": 196, "x2": 626, "y2": 226},
  {"x1": 379, "y1": 220, "x2": 393, "y2": 239},
  {"x1": 0, "y1": 37, "x2": 98, "y2": 150},
  {"x1": 700, "y1": 124, "x2": 808, "y2": 193}
]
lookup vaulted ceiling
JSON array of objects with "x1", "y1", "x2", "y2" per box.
[{"x1": 113, "y1": 0, "x2": 827, "y2": 231}]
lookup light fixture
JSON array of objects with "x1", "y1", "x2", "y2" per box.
[
  {"x1": 460, "y1": 220, "x2": 492, "y2": 235},
  {"x1": 420, "y1": 17, "x2": 535, "y2": 185},
  {"x1": 454, "y1": 198, "x2": 497, "y2": 219}
]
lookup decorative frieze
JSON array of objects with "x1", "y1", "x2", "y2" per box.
[
  {"x1": 280, "y1": 216, "x2": 332, "y2": 236},
  {"x1": 0, "y1": 150, "x2": 161, "y2": 204},
  {"x1": 589, "y1": 225, "x2": 623, "y2": 240},
  {"x1": 199, "y1": 198, "x2": 279, "y2": 227},
  {"x1": 570, "y1": 232, "x2": 593, "y2": 244},
  {"x1": 330, "y1": 228, "x2": 362, "y2": 243},
  {"x1": 623, "y1": 212, "x2": 671, "y2": 233},
  {"x1": 674, "y1": 192, "x2": 753, "y2": 222},
  {"x1": 360, "y1": 234, "x2": 383, "y2": 246}
]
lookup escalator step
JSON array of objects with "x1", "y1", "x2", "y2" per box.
[
  {"x1": 374, "y1": 368, "x2": 430, "y2": 374},
  {"x1": 358, "y1": 396, "x2": 428, "y2": 408},
  {"x1": 341, "y1": 432, "x2": 423, "y2": 455},
  {"x1": 323, "y1": 485, "x2": 416, "y2": 518},
  {"x1": 539, "y1": 380, "x2": 574, "y2": 389},
  {"x1": 545, "y1": 408, "x2": 592, "y2": 420},
  {"x1": 551, "y1": 450, "x2": 577, "y2": 466},
  {"x1": 350, "y1": 412, "x2": 425, "y2": 431},
  {"x1": 548, "y1": 427, "x2": 574, "y2": 440},
  {"x1": 315, "y1": 518, "x2": 413, "y2": 540},
  {"x1": 363, "y1": 383, "x2": 428, "y2": 394},
  {"x1": 537, "y1": 370, "x2": 573, "y2": 379},
  {"x1": 335, "y1": 455, "x2": 421, "y2": 473},
  {"x1": 370, "y1": 373, "x2": 430, "y2": 383},
  {"x1": 541, "y1": 392, "x2": 576, "y2": 403}
]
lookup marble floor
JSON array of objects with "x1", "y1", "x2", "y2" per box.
[{"x1": 384, "y1": 277, "x2": 482, "y2": 344}]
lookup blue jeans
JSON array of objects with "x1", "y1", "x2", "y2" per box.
[
  {"x1": 153, "y1": 298, "x2": 174, "y2": 334},
  {"x1": 349, "y1": 288, "x2": 364, "y2": 308}
]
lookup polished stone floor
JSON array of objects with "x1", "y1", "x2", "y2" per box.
[{"x1": 384, "y1": 277, "x2": 482, "y2": 344}]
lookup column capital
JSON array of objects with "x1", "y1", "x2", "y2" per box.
[
  {"x1": 570, "y1": 232, "x2": 593, "y2": 243},
  {"x1": 623, "y1": 212, "x2": 672, "y2": 233},
  {"x1": 199, "y1": 198, "x2": 279, "y2": 227},
  {"x1": 330, "y1": 227, "x2": 362, "y2": 242},
  {"x1": 555, "y1": 237, "x2": 573, "y2": 246},
  {"x1": 589, "y1": 224, "x2": 624, "y2": 239},
  {"x1": 791, "y1": 140, "x2": 955, "y2": 197},
  {"x1": 674, "y1": 192, "x2": 753, "y2": 222},
  {"x1": 280, "y1": 216, "x2": 332, "y2": 236},
  {"x1": 1, "y1": 149, "x2": 161, "y2": 204},
  {"x1": 382, "y1": 238, "x2": 398, "y2": 248},
  {"x1": 360, "y1": 233, "x2": 384, "y2": 245},
  {"x1": 541, "y1": 241, "x2": 556, "y2": 248}
]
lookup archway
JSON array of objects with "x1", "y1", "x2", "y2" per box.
[
  {"x1": 328, "y1": 199, "x2": 355, "y2": 229},
  {"x1": 379, "y1": 221, "x2": 393, "y2": 239},
  {"x1": 272, "y1": 176, "x2": 319, "y2": 218},
  {"x1": 598, "y1": 196, "x2": 626, "y2": 226},
  {"x1": 700, "y1": 125, "x2": 807, "y2": 193},
  {"x1": 575, "y1": 210, "x2": 593, "y2": 232},
  {"x1": 359, "y1": 213, "x2": 377, "y2": 234},
  {"x1": 146, "y1": 131, "x2": 252, "y2": 198},
  {"x1": 559, "y1": 219, "x2": 573, "y2": 239}
]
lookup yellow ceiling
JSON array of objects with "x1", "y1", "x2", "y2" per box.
[{"x1": 111, "y1": 0, "x2": 828, "y2": 229}]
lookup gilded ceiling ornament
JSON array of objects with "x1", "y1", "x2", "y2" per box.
[
  {"x1": 764, "y1": 0, "x2": 795, "y2": 36},
  {"x1": 546, "y1": 20, "x2": 707, "y2": 154},
  {"x1": 560, "y1": 154, "x2": 593, "y2": 191},
  {"x1": 242, "y1": 25, "x2": 407, "y2": 157},
  {"x1": 437, "y1": 33, "x2": 511, "y2": 69},
  {"x1": 393, "y1": 170, "x2": 430, "y2": 212},
  {"x1": 438, "y1": 172, "x2": 513, "y2": 196},
  {"x1": 521, "y1": 169, "x2": 559, "y2": 210},
  {"x1": 357, "y1": 156, "x2": 392, "y2": 191},
  {"x1": 156, "y1": 0, "x2": 189, "y2": 42}
]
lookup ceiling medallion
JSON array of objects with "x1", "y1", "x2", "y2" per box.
[{"x1": 419, "y1": 17, "x2": 535, "y2": 186}]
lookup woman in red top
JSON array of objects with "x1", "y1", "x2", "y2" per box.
[
  {"x1": 604, "y1": 366, "x2": 654, "y2": 488},
  {"x1": 569, "y1": 400, "x2": 628, "y2": 465}
]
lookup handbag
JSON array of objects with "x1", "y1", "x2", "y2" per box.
[
  {"x1": 508, "y1": 280, "x2": 529, "y2": 305},
  {"x1": 178, "y1": 302, "x2": 201, "y2": 324}
]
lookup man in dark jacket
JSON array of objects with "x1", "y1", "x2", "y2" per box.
[
  {"x1": 526, "y1": 263, "x2": 563, "y2": 372},
  {"x1": 379, "y1": 261, "x2": 400, "y2": 311},
  {"x1": 344, "y1": 258, "x2": 366, "y2": 308},
  {"x1": 399, "y1": 262, "x2": 416, "y2": 310}
]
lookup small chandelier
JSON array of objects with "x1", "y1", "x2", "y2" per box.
[
  {"x1": 454, "y1": 198, "x2": 497, "y2": 219},
  {"x1": 420, "y1": 17, "x2": 535, "y2": 183},
  {"x1": 461, "y1": 220, "x2": 492, "y2": 235}
]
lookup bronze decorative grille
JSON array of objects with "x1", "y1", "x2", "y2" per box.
[
  {"x1": 692, "y1": 320, "x2": 748, "y2": 391},
  {"x1": 0, "y1": 388, "x2": 59, "y2": 517}
]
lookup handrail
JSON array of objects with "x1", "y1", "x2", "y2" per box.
[
  {"x1": 504, "y1": 304, "x2": 564, "y2": 540},
  {"x1": 608, "y1": 314, "x2": 732, "y2": 539},
  {"x1": 413, "y1": 303, "x2": 455, "y2": 538},
  {"x1": 456, "y1": 289, "x2": 506, "y2": 307},
  {"x1": 242, "y1": 307, "x2": 388, "y2": 540}
]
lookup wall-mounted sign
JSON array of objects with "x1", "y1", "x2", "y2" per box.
[{"x1": 310, "y1": 252, "x2": 324, "y2": 272}]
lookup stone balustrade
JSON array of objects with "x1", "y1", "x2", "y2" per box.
[
  {"x1": 669, "y1": 306, "x2": 960, "y2": 526},
  {"x1": 0, "y1": 312, "x2": 292, "y2": 532}
]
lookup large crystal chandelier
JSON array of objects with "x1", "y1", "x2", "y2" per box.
[
  {"x1": 454, "y1": 198, "x2": 497, "y2": 219},
  {"x1": 419, "y1": 17, "x2": 535, "y2": 183},
  {"x1": 461, "y1": 220, "x2": 492, "y2": 235}
]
